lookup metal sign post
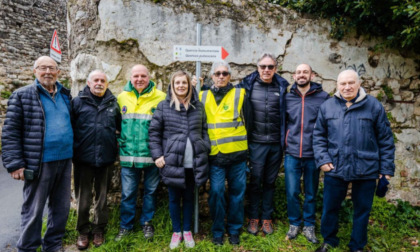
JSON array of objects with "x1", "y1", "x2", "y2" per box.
[{"x1": 194, "y1": 23, "x2": 202, "y2": 234}]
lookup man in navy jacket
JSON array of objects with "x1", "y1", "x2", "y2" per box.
[
  {"x1": 313, "y1": 70, "x2": 395, "y2": 252},
  {"x1": 284, "y1": 64, "x2": 329, "y2": 243}
]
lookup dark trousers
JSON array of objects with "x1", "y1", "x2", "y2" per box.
[
  {"x1": 17, "y1": 159, "x2": 72, "y2": 252},
  {"x1": 74, "y1": 163, "x2": 113, "y2": 235},
  {"x1": 168, "y1": 169, "x2": 195, "y2": 233},
  {"x1": 248, "y1": 142, "x2": 282, "y2": 220},
  {"x1": 321, "y1": 176, "x2": 376, "y2": 251}
]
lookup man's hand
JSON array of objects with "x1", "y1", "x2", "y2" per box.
[
  {"x1": 320, "y1": 163, "x2": 334, "y2": 172},
  {"x1": 10, "y1": 168, "x2": 25, "y2": 181},
  {"x1": 155, "y1": 156, "x2": 165, "y2": 168},
  {"x1": 379, "y1": 174, "x2": 391, "y2": 180},
  {"x1": 191, "y1": 76, "x2": 204, "y2": 88}
]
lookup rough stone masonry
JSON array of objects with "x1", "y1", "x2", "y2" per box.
[{"x1": 0, "y1": 0, "x2": 418, "y2": 206}]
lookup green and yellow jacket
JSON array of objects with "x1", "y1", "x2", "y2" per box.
[{"x1": 117, "y1": 80, "x2": 166, "y2": 168}]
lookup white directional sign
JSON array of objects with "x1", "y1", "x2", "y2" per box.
[
  {"x1": 50, "y1": 30, "x2": 62, "y2": 63},
  {"x1": 173, "y1": 45, "x2": 229, "y2": 62}
]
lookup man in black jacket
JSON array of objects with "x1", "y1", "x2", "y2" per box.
[
  {"x1": 72, "y1": 70, "x2": 121, "y2": 250},
  {"x1": 237, "y1": 53, "x2": 289, "y2": 235},
  {"x1": 284, "y1": 64, "x2": 329, "y2": 243}
]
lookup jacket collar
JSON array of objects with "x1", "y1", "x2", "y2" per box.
[{"x1": 290, "y1": 82, "x2": 323, "y2": 95}]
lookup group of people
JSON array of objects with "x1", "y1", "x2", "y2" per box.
[{"x1": 1, "y1": 53, "x2": 395, "y2": 252}]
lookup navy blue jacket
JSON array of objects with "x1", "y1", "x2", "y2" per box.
[
  {"x1": 313, "y1": 88, "x2": 395, "y2": 181},
  {"x1": 1, "y1": 81, "x2": 72, "y2": 173},
  {"x1": 237, "y1": 71, "x2": 289, "y2": 149},
  {"x1": 285, "y1": 82, "x2": 330, "y2": 158},
  {"x1": 72, "y1": 86, "x2": 121, "y2": 167}
]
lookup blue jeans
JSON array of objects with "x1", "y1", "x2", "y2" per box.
[
  {"x1": 321, "y1": 176, "x2": 376, "y2": 251},
  {"x1": 208, "y1": 161, "x2": 247, "y2": 238},
  {"x1": 17, "y1": 159, "x2": 72, "y2": 252},
  {"x1": 168, "y1": 169, "x2": 195, "y2": 232},
  {"x1": 120, "y1": 166, "x2": 160, "y2": 230},
  {"x1": 248, "y1": 142, "x2": 282, "y2": 220},
  {"x1": 284, "y1": 155, "x2": 319, "y2": 227}
]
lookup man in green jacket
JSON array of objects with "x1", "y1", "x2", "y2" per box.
[{"x1": 115, "y1": 64, "x2": 166, "y2": 241}]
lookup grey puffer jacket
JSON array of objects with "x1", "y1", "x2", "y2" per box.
[{"x1": 149, "y1": 87, "x2": 210, "y2": 188}]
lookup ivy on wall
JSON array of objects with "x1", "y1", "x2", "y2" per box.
[{"x1": 269, "y1": 0, "x2": 420, "y2": 53}]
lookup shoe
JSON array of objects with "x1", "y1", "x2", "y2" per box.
[
  {"x1": 114, "y1": 228, "x2": 131, "y2": 241},
  {"x1": 315, "y1": 243, "x2": 332, "y2": 252},
  {"x1": 228, "y1": 234, "x2": 240, "y2": 245},
  {"x1": 93, "y1": 232, "x2": 105, "y2": 247},
  {"x1": 212, "y1": 236, "x2": 223, "y2": 245},
  {"x1": 303, "y1": 226, "x2": 319, "y2": 244},
  {"x1": 169, "y1": 232, "x2": 182, "y2": 249},
  {"x1": 261, "y1": 219, "x2": 274, "y2": 235},
  {"x1": 142, "y1": 221, "x2": 155, "y2": 239},
  {"x1": 183, "y1": 231, "x2": 195, "y2": 248},
  {"x1": 76, "y1": 234, "x2": 89, "y2": 250},
  {"x1": 286, "y1": 225, "x2": 300, "y2": 240},
  {"x1": 247, "y1": 219, "x2": 259, "y2": 235}
]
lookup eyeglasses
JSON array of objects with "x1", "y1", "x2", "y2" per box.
[
  {"x1": 213, "y1": 71, "x2": 230, "y2": 77},
  {"x1": 36, "y1": 66, "x2": 58, "y2": 73},
  {"x1": 258, "y1": 65, "x2": 275, "y2": 70}
]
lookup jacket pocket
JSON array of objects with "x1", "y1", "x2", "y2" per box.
[
  {"x1": 356, "y1": 150, "x2": 379, "y2": 176},
  {"x1": 327, "y1": 148, "x2": 339, "y2": 173}
]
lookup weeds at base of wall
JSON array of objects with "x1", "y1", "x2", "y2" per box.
[{"x1": 38, "y1": 176, "x2": 419, "y2": 251}]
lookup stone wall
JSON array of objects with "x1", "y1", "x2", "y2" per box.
[
  {"x1": 0, "y1": 0, "x2": 70, "y2": 132},
  {"x1": 68, "y1": 0, "x2": 420, "y2": 205}
]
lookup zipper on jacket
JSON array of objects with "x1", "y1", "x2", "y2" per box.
[
  {"x1": 298, "y1": 90, "x2": 316, "y2": 158},
  {"x1": 36, "y1": 91, "x2": 46, "y2": 178}
]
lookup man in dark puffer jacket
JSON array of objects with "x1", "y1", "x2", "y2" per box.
[
  {"x1": 237, "y1": 52, "x2": 289, "y2": 236},
  {"x1": 2, "y1": 56, "x2": 73, "y2": 252},
  {"x1": 72, "y1": 70, "x2": 121, "y2": 250}
]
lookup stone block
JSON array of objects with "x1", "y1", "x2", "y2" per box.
[{"x1": 400, "y1": 91, "x2": 414, "y2": 101}]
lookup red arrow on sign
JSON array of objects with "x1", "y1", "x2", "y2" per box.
[
  {"x1": 221, "y1": 47, "x2": 229, "y2": 60},
  {"x1": 50, "y1": 30, "x2": 61, "y2": 54}
]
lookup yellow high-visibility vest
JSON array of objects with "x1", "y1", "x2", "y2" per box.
[{"x1": 199, "y1": 88, "x2": 247, "y2": 155}]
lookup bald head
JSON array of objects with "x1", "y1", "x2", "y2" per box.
[
  {"x1": 130, "y1": 64, "x2": 150, "y2": 93},
  {"x1": 337, "y1": 69, "x2": 361, "y2": 101},
  {"x1": 33, "y1": 56, "x2": 58, "y2": 70}
]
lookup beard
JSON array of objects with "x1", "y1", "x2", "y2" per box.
[{"x1": 297, "y1": 81, "x2": 310, "y2": 87}]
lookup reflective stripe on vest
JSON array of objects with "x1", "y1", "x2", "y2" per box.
[
  {"x1": 120, "y1": 155, "x2": 154, "y2": 164},
  {"x1": 122, "y1": 113, "x2": 153, "y2": 120},
  {"x1": 200, "y1": 88, "x2": 247, "y2": 155}
]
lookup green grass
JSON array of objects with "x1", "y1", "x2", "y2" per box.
[{"x1": 41, "y1": 178, "x2": 419, "y2": 252}]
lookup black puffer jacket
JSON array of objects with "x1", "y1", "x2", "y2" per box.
[
  {"x1": 149, "y1": 88, "x2": 210, "y2": 188},
  {"x1": 1, "y1": 81, "x2": 71, "y2": 173},
  {"x1": 249, "y1": 78, "x2": 282, "y2": 143},
  {"x1": 72, "y1": 86, "x2": 121, "y2": 167},
  {"x1": 237, "y1": 71, "x2": 289, "y2": 148}
]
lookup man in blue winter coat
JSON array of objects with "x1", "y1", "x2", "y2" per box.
[
  {"x1": 313, "y1": 69, "x2": 395, "y2": 252},
  {"x1": 2, "y1": 56, "x2": 73, "y2": 252},
  {"x1": 284, "y1": 64, "x2": 329, "y2": 243}
]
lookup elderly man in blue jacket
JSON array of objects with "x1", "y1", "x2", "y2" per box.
[{"x1": 313, "y1": 69, "x2": 395, "y2": 252}]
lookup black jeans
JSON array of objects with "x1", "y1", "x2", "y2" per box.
[
  {"x1": 17, "y1": 159, "x2": 72, "y2": 252},
  {"x1": 74, "y1": 163, "x2": 113, "y2": 235},
  {"x1": 247, "y1": 142, "x2": 282, "y2": 220}
]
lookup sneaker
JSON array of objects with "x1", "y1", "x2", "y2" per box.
[
  {"x1": 286, "y1": 225, "x2": 300, "y2": 240},
  {"x1": 142, "y1": 221, "x2": 154, "y2": 239},
  {"x1": 303, "y1": 226, "x2": 319, "y2": 244},
  {"x1": 247, "y1": 219, "x2": 259, "y2": 235},
  {"x1": 169, "y1": 232, "x2": 182, "y2": 249},
  {"x1": 315, "y1": 242, "x2": 332, "y2": 252},
  {"x1": 183, "y1": 231, "x2": 195, "y2": 248},
  {"x1": 114, "y1": 228, "x2": 131, "y2": 241},
  {"x1": 212, "y1": 236, "x2": 223, "y2": 245},
  {"x1": 228, "y1": 233, "x2": 240, "y2": 245},
  {"x1": 261, "y1": 219, "x2": 274, "y2": 235}
]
